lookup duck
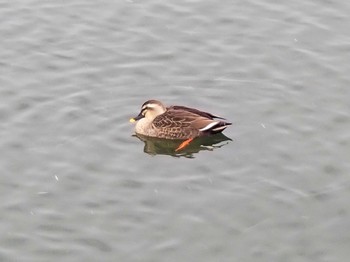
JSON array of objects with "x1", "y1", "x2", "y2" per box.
[{"x1": 130, "y1": 100, "x2": 231, "y2": 149}]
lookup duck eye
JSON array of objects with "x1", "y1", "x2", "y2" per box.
[{"x1": 141, "y1": 108, "x2": 147, "y2": 116}]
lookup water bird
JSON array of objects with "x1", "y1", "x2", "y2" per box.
[{"x1": 130, "y1": 100, "x2": 232, "y2": 151}]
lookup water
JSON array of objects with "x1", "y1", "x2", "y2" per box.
[{"x1": 1, "y1": 0, "x2": 350, "y2": 261}]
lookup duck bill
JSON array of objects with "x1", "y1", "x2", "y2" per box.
[{"x1": 129, "y1": 112, "x2": 144, "y2": 123}]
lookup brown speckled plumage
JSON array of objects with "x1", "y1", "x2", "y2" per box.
[{"x1": 130, "y1": 100, "x2": 231, "y2": 140}]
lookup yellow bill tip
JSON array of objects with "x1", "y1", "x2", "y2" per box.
[{"x1": 129, "y1": 118, "x2": 136, "y2": 123}]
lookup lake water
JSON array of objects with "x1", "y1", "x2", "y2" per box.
[{"x1": 1, "y1": 0, "x2": 350, "y2": 261}]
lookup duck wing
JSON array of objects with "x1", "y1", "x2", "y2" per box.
[
  {"x1": 152, "y1": 108, "x2": 230, "y2": 139},
  {"x1": 169, "y1": 106, "x2": 226, "y2": 120}
]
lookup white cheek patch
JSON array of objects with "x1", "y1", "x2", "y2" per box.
[{"x1": 199, "y1": 121, "x2": 219, "y2": 132}]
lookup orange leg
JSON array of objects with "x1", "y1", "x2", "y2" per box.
[{"x1": 175, "y1": 138, "x2": 194, "y2": 152}]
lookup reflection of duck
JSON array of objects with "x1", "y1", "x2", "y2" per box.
[
  {"x1": 130, "y1": 100, "x2": 232, "y2": 151},
  {"x1": 134, "y1": 133, "x2": 232, "y2": 158}
]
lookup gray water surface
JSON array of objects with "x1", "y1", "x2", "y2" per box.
[{"x1": 1, "y1": 0, "x2": 350, "y2": 261}]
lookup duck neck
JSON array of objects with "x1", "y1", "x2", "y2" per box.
[{"x1": 135, "y1": 117, "x2": 153, "y2": 136}]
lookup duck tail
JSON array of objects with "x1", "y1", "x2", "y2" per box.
[{"x1": 199, "y1": 121, "x2": 232, "y2": 134}]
